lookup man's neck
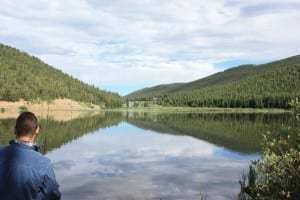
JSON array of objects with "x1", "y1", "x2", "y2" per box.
[
  {"x1": 16, "y1": 136, "x2": 35, "y2": 143},
  {"x1": 12, "y1": 138, "x2": 41, "y2": 151}
]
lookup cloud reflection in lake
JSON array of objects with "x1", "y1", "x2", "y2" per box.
[{"x1": 47, "y1": 122, "x2": 259, "y2": 200}]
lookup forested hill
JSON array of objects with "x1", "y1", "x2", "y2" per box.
[
  {"x1": 0, "y1": 44, "x2": 123, "y2": 108},
  {"x1": 127, "y1": 55, "x2": 300, "y2": 108}
]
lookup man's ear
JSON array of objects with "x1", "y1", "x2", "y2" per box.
[
  {"x1": 35, "y1": 126, "x2": 40, "y2": 135},
  {"x1": 14, "y1": 127, "x2": 17, "y2": 135}
]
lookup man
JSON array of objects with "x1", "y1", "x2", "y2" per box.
[{"x1": 0, "y1": 111, "x2": 61, "y2": 199}]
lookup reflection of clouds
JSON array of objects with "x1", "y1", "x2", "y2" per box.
[
  {"x1": 149, "y1": 156, "x2": 249, "y2": 200},
  {"x1": 82, "y1": 151, "x2": 97, "y2": 159},
  {"x1": 47, "y1": 123, "x2": 259, "y2": 200},
  {"x1": 214, "y1": 148, "x2": 261, "y2": 161},
  {"x1": 53, "y1": 160, "x2": 76, "y2": 171},
  {"x1": 91, "y1": 166, "x2": 124, "y2": 178}
]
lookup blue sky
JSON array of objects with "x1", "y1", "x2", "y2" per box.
[{"x1": 1, "y1": 1, "x2": 299, "y2": 95}]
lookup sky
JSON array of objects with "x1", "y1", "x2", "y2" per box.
[{"x1": 1, "y1": 1, "x2": 300, "y2": 95}]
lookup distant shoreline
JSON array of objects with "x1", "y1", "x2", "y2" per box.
[
  {"x1": 1, "y1": 99, "x2": 291, "y2": 115},
  {"x1": 113, "y1": 106, "x2": 291, "y2": 114}
]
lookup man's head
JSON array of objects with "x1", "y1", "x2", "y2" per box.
[{"x1": 14, "y1": 112, "x2": 40, "y2": 138}]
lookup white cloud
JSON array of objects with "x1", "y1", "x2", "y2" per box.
[{"x1": 1, "y1": 0, "x2": 299, "y2": 94}]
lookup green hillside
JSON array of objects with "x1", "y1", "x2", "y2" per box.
[
  {"x1": 128, "y1": 83, "x2": 185, "y2": 100},
  {"x1": 0, "y1": 44, "x2": 123, "y2": 108},
  {"x1": 126, "y1": 56, "x2": 300, "y2": 108}
]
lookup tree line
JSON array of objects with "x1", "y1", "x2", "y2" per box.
[
  {"x1": 0, "y1": 44, "x2": 123, "y2": 108},
  {"x1": 159, "y1": 64, "x2": 299, "y2": 108},
  {"x1": 128, "y1": 55, "x2": 300, "y2": 109}
]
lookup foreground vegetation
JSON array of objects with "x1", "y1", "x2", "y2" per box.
[
  {"x1": 239, "y1": 99, "x2": 300, "y2": 199},
  {"x1": 127, "y1": 56, "x2": 300, "y2": 109},
  {"x1": 0, "y1": 44, "x2": 123, "y2": 108}
]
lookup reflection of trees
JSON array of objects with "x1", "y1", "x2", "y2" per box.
[
  {"x1": 0, "y1": 112, "x2": 123, "y2": 154},
  {"x1": 1, "y1": 111, "x2": 295, "y2": 154},
  {"x1": 126, "y1": 113, "x2": 295, "y2": 153},
  {"x1": 0, "y1": 118, "x2": 15, "y2": 146}
]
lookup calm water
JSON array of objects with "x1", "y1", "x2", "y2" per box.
[{"x1": 0, "y1": 112, "x2": 295, "y2": 200}]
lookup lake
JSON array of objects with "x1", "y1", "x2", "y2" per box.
[{"x1": 0, "y1": 111, "x2": 295, "y2": 200}]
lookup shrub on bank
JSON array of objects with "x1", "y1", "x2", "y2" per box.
[
  {"x1": 239, "y1": 99, "x2": 300, "y2": 199},
  {"x1": 18, "y1": 106, "x2": 28, "y2": 113}
]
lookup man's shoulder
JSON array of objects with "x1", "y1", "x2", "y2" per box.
[
  {"x1": 10, "y1": 144, "x2": 51, "y2": 165},
  {"x1": 0, "y1": 146, "x2": 5, "y2": 158},
  {"x1": 29, "y1": 149, "x2": 51, "y2": 163},
  {"x1": 0, "y1": 145, "x2": 8, "y2": 150},
  {"x1": 0, "y1": 145, "x2": 9, "y2": 154}
]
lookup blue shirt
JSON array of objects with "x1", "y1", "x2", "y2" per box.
[{"x1": 0, "y1": 141, "x2": 61, "y2": 200}]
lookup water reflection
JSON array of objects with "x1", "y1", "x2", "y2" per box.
[
  {"x1": 0, "y1": 111, "x2": 295, "y2": 199},
  {"x1": 0, "y1": 112, "x2": 123, "y2": 153},
  {"x1": 126, "y1": 112, "x2": 294, "y2": 153},
  {"x1": 47, "y1": 122, "x2": 259, "y2": 200}
]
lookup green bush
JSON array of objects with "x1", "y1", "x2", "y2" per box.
[
  {"x1": 18, "y1": 106, "x2": 28, "y2": 113},
  {"x1": 239, "y1": 99, "x2": 300, "y2": 199}
]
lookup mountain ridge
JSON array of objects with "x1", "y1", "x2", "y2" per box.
[{"x1": 126, "y1": 55, "x2": 300, "y2": 108}]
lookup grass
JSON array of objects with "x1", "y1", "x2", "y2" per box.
[
  {"x1": 0, "y1": 107, "x2": 5, "y2": 113},
  {"x1": 110, "y1": 105, "x2": 291, "y2": 114},
  {"x1": 18, "y1": 106, "x2": 28, "y2": 113}
]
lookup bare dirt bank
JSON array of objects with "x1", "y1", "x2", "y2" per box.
[{"x1": 0, "y1": 99, "x2": 100, "y2": 121}]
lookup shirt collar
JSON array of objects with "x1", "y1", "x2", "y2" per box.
[{"x1": 9, "y1": 139, "x2": 41, "y2": 151}]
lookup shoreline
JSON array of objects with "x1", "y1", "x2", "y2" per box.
[
  {"x1": 111, "y1": 106, "x2": 292, "y2": 114},
  {"x1": 1, "y1": 99, "x2": 292, "y2": 116},
  {"x1": 0, "y1": 98, "x2": 100, "y2": 111},
  {"x1": 0, "y1": 99, "x2": 101, "y2": 121}
]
